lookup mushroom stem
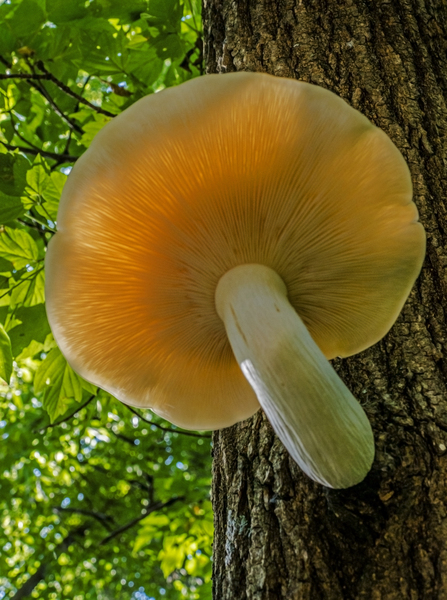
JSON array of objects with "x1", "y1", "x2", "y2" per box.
[{"x1": 215, "y1": 264, "x2": 374, "y2": 489}]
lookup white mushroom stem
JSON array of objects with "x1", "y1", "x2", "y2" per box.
[{"x1": 215, "y1": 264, "x2": 375, "y2": 489}]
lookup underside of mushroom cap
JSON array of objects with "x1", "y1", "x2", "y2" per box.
[{"x1": 46, "y1": 72, "x2": 425, "y2": 430}]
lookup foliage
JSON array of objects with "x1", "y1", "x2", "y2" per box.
[{"x1": 0, "y1": 1, "x2": 211, "y2": 599}]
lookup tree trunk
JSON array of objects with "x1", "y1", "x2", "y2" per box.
[{"x1": 203, "y1": 0, "x2": 447, "y2": 598}]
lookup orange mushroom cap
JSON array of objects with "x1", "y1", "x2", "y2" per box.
[{"x1": 45, "y1": 72, "x2": 425, "y2": 431}]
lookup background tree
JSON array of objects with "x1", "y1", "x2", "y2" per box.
[
  {"x1": 203, "y1": 1, "x2": 447, "y2": 598},
  {"x1": 0, "y1": 2, "x2": 212, "y2": 599}
]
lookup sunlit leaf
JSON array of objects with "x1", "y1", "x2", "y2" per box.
[
  {"x1": 25, "y1": 154, "x2": 51, "y2": 202},
  {"x1": 9, "y1": 267, "x2": 45, "y2": 307},
  {"x1": 0, "y1": 322, "x2": 12, "y2": 383},
  {"x1": 7, "y1": 303, "x2": 51, "y2": 356},
  {"x1": 0, "y1": 226, "x2": 38, "y2": 269},
  {"x1": 79, "y1": 113, "x2": 112, "y2": 148},
  {"x1": 34, "y1": 346, "x2": 85, "y2": 422}
]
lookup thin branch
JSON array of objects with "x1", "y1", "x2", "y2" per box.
[
  {"x1": 184, "y1": 0, "x2": 200, "y2": 34},
  {"x1": 1, "y1": 68, "x2": 114, "y2": 117},
  {"x1": 23, "y1": 213, "x2": 56, "y2": 232},
  {"x1": 53, "y1": 507, "x2": 114, "y2": 531},
  {"x1": 10, "y1": 525, "x2": 87, "y2": 599},
  {"x1": 0, "y1": 140, "x2": 77, "y2": 163},
  {"x1": 0, "y1": 57, "x2": 89, "y2": 142},
  {"x1": 123, "y1": 404, "x2": 212, "y2": 439},
  {"x1": 0, "y1": 54, "x2": 11, "y2": 69},
  {"x1": 11, "y1": 563, "x2": 47, "y2": 600},
  {"x1": 17, "y1": 218, "x2": 42, "y2": 231},
  {"x1": 37, "y1": 394, "x2": 96, "y2": 433},
  {"x1": 110, "y1": 429, "x2": 139, "y2": 446},
  {"x1": 60, "y1": 75, "x2": 91, "y2": 163},
  {"x1": 17, "y1": 216, "x2": 50, "y2": 246},
  {"x1": 99, "y1": 496, "x2": 184, "y2": 545},
  {"x1": 0, "y1": 265, "x2": 44, "y2": 302},
  {"x1": 8, "y1": 110, "x2": 44, "y2": 152},
  {"x1": 23, "y1": 67, "x2": 83, "y2": 134},
  {"x1": 0, "y1": 73, "x2": 48, "y2": 81},
  {"x1": 36, "y1": 62, "x2": 115, "y2": 118}
]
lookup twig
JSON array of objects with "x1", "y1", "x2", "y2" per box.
[
  {"x1": 17, "y1": 218, "x2": 50, "y2": 246},
  {"x1": 99, "y1": 496, "x2": 184, "y2": 545},
  {"x1": 0, "y1": 141, "x2": 77, "y2": 163},
  {"x1": 0, "y1": 73, "x2": 48, "y2": 81},
  {"x1": 29, "y1": 79, "x2": 83, "y2": 133},
  {"x1": 11, "y1": 564, "x2": 47, "y2": 600},
  {"x1": 110, "y1": 429, "x2": 138, "y2": 446},
  {"x1": 0, "y1": 265, "x2": 44, "y2": 302},
  {"x1": 17, "y1": 218, "x2": 41, "y2": 231},
  {"x1": 60, "y1": 75, "x2": 91, "y2": 163},
  {"x1": 123, "y1": 404, "x2": 212, "y2": 439},
  {"x1": 37, "y1": 394, "x2": 96, "y2": 433},
  {"x1": 36, "y1": 62, "x2": 115, "y2": 118},
  {"x1": 1, "y1": 69, "x2": 114, "y2": 117},
  {"x1": 0, "y1": 54, "x2": 11, "y2": 69},
  {"x1": 8, "y1": 110, "x2": 44, "y2": 153},
  {"x1": 185, "y1": 0, "x2": 200, "y2": 33},
  {"x1": 10, "y1": 525, "x2": 87, "y2": 599},
  {"x1": 53, "y1": 507, "x2": 114, "y2": 531},
  {"x1": 23, "y1": 214, "x2": 56, "y2": 232},
  {"x1": 20, "y1": 59, "x2": 83, "y2": 134}
]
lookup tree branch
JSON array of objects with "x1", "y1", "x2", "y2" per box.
[
  {"x1": 99, "y1": 496, "x2": 184, "y2": 545},
  {"x1": 110, "y1": 429, "x2": 139, "y2": 446},
  {"x1": 10, "y1": 525, "x2": 87, "y2": 599},
  {"x1": 8, "y1": 110, "x2": 50, "y2": 155},
  {"x1": 37, "y1": 394, "x2": 96, "y2": 433},
  {"x1": 27, "y1": 78, "x2": 84, "y2": 134},
  {"x1": 53, "y1": 506, "x2": 114, "y2": 531},
  {"x1": 0, "y1": 73, "x2": 48, "y2": 80},
  {"x1": 123, "y1": 404, "x2": 212, "y2": 439},
  {"x1": 1, "y1": 66, "x2": 116, "y2": 118},
  {"x1": 0, "y1": 54, "x2": 11, "y2": 69},
  {"x1": 11, "y1": 564, "x2": 47, "y2": 600},
  {"x1": 0, "y1": 140, "x2": 77, "y2": 163},
  {"x1": 36, "y1": 62, "x2": 116, "y2": 118},
  {"x1": 0, "y1": 265, "x2": 44, "y2": 303}
]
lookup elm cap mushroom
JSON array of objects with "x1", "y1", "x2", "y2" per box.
[{"x1": 45, "y1": 72, "x2": 425, "y2": 488}]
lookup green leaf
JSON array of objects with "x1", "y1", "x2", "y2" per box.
[
  {"x1": 47, "y1": 0, "x2": 88, "y2": 24},
  {"x1": 10, "y1": 267, "x2": 45, "y2": 307},
  {"x1": 8, "y1": 303, "x2": 51, "y2": 357},
  {"x1": 35, "y1": 170, "x2": 67, "y2": 221},
  {"x1": 0, "y1": 323, "x2": 12, "y2": 384},
  {"x1": 81, "y1": 378, "x2": 98, "y2": 394},
  {"x1": 159, "y1": 534, "x2": 188, "y2": 578},
  {"x1": 80, "y1": 113, "x2": 111, "y2": 148},
  {"x1": 6, "y1": 0, "x2": 47, "y2": 39},
  {"x1": 34, "y1": 347, "x2": 85, "y2": 422},
  {"x1": 0, "y1": 24, "x2": 16, "y2": 56},
  {"x1": 153, "y1": 33, "x2": 184, "y2": 61},
  {"x1": 142, "y1": 0, "x2": 183, "y2": 30},
  {"x1": 93, "y1": 0, "x2": 149, "y2": 22},
  {"x1": 0, "y1": 226, "x2": 38, "y2": 269},
  {"x1": 0, "y1": 193, "x2": 24, "y2": 224},
  {"x1": 25, "y1": 154, "x2": 51, "y2": 202},
  {"x1": 0, "y1": 153, "x2": 29, "y2": 197}
]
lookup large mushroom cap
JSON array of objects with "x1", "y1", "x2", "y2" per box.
[{"x1": 46, "y1": 72, "x2": 425, "y2": 431}]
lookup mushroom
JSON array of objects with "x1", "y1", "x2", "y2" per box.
[{"x1": 45, "y1": 72, "x2": 425, "y2": 488}]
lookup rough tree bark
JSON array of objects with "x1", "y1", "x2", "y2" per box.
[{"x1": 203, "y1": 1, "x2": 447, "y2": 598}]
